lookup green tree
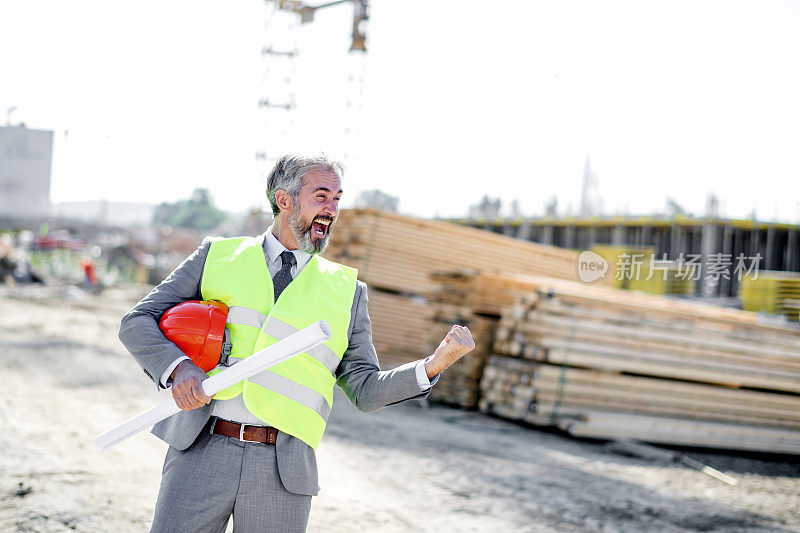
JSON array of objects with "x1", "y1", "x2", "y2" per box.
[
  {"x1": 152, "y1": 188, "x2": 227, "y2": 232},
  {"x1": 355, "y1": 189, "x2": 399, "y2": 212}
]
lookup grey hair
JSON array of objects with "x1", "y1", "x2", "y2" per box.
[{"x1": 266, "y1": 154, "x2": 344, "y2": 216}]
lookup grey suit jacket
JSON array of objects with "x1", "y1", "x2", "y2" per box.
[{"x1": 118, "y1": 234, "x2": 431, "y2": 496}]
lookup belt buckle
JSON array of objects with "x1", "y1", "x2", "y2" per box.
[{"x1": 239, "y1": 423, "x2": 259, "y2": 443}]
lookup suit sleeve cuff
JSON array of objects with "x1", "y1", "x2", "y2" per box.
[
  {"x1": 160, "y1": 356, "x2": 190, "y2": 388},
  {"x1": 415, "y1": 356, "x2": 439, "y2": 391}
]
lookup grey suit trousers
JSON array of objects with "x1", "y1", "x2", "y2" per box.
[{"x1": 151, "y1": 421, "x2": 311, "y2": 533}]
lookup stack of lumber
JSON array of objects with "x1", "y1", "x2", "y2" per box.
[
  {"x1": 479, "y1": 355, "x2": 800, "y2": 454},
  {"x1": 493, "y1": 296, "x2": 800, "y2": 391},
  {"x1": 430, "y1": 271, "x2": 560, "y2": 316},
  {"x1": 325, "y1": 209, "x2": 587, "y2": 296},
  {"x1": 425, "y1": 304, "x2": 496, "y2": 409},
  {"x1": 740, "y1": 270, "x2": 800, "y2": 322},
  {"x1": 323, "y1": 209, "x2": 589, "y2": 367},
  {"x1": 475, "y1": 272, "x2": 800, "y2": 454},
  {"x1": 479, "y1": 356, "x2": 539, "y2": 420}
]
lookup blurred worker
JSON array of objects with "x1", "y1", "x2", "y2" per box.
[
  {"x1": 79, "y1": 257, "x2": 98, "y2": 289},
  {"x1": 119, "y1": 154, "x2": 475, "y2": 532},
  {"x1": 0, "y1": 234, "x2": 15, "y2": 284}
]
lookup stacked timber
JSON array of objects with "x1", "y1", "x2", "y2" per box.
[
  {"x1": 475, "y1": 272, "x2": 800, "y2": 454},
  {"x1": 324, "y1": 209, "x2": 588, "y2": 368},
  {"x1": 325, "y1": 209, "x2": 587, "y2": 296},
  {"x1": 429, "y1": 271, "x2": 557, "y2": 316},
  {"x1": 481, "y1": 356, "x2": 800, "y2": 454}
]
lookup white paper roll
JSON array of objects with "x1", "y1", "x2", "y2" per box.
[{"x1": 94, "y1": 320, "x2": 331, "y2": 451}]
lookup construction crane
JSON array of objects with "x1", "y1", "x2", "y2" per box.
[
  {"x1": 5, "y1": 106, "x2": 17, "y2": 126},
  {"x1": 256, "y1": 0, "x2": 369, "y2": 163},
  {"x1": 269, "y1": 0, "x2": 369, "y2": 51}
]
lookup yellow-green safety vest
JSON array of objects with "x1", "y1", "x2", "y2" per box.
[{"x1": 200, "y1": 236, "x2": 357, "y2": 449}]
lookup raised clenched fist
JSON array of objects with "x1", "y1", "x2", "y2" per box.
[{"x1": 425, "y1": 325, "x2": 476, "y2": 379}]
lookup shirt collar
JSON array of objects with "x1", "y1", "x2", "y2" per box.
[{"x1": 262, "y1": 225, "x2": 312, "y2": 270}]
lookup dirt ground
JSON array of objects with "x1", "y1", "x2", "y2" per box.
[{"x1": 0, "y1": 284, "x2": 798, "y2": 532}]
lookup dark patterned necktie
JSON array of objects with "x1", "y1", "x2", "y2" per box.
[{"x1": 272, "y1": 250, "x2": 296, "y2": 302}]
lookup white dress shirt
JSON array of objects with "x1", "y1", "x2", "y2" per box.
[{"x1": 161, "y1": 226, "x2": 434, "y2": 425}]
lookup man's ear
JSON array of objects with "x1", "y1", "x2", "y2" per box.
[{"x1": 274, "y1": 189, "x2": 293, "y2": 213}]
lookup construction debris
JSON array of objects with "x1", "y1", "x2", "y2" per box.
[{"x1": 605, "y1": 440, "x2": 738, "y2": 486}]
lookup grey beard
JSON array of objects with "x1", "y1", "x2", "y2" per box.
[{"x1": 288, "y1": 207, "x2": 332, "y2": 255}]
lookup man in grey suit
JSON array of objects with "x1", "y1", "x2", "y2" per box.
[{"x1": 119, "y1": 154, "x2": 475, "y2": 532}]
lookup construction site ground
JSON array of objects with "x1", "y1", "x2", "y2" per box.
[{"x1": 0, "y1": 285, "x2": 798, "y2": 533}]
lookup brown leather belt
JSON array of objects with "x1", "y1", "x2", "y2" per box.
[{"x1": 211, "y1": 419, "x2": 278, "y2": 445}]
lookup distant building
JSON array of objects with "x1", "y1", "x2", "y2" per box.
[
  {"x1": 0, "y1": 125, "x2": 53, "y2": 218},
  {"x1": 52, "y1": 200, "x2": 156, "y2": 227},
  {"x1": 453, "y1": 213, "x2": 800, "y2": 299},
  {"x1": 580, "y1": 154, "x2": 600, "y2": 217}
]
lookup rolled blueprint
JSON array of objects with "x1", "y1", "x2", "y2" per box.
[{"x1": 94, "y1": 320, "x2": 331, "y2": 450}]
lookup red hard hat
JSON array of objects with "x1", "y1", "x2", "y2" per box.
[{"x1": 159, "y1": 300, "x2": 229, "y2": 372}]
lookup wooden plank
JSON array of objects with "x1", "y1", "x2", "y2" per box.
[
  {"x1": 522, "y1": 312, "x2": 800, "y2": 361},
  {"x1": 535, "y1": 298, "x2": 800, "y2": 351},
  {"x1": 534, "y1": 334, "x2": 800, "y2": 379},
  {"x1": 535, "y1": 365, "x2": 800, "y2": 409},
  {"x1": 544, "y1": 348, "x2": 800, "y2": 393},
  {"x1": 492, "y1": 271, "x2": 800, "y2": 336},
  {"x1": 557, "y1": 412, "x2": 800, "y2": 455},
  {"x1": 532, "y1": 391, "x2": 800, "y2": 429}
]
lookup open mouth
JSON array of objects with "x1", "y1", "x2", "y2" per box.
[{"x1": 311, "y1": 217, "x2": 332, "y2": 238}]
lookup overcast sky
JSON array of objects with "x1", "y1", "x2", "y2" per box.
[{"x1": 2, "y1": 0, "x2": 799, "y2": 222}]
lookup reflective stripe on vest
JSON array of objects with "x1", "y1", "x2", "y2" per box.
[
  {"x1": 262, "y1": 316, "x2": 340, "y2": 374},
  {"x1": 226, "y1": 305, "x2": 266, "y2": 329},
  {"x1": 225, "y1": 307, "x2": 340, "y2": 374},
  {"x1": 247, "y1": 370, "x2": 332, "y2": 420}
]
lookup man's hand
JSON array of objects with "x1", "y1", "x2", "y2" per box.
[
  {"x1": 170, "y1": 359, "x2": 213, "y2": 411},
  {"x1": 425, "y1": 325, "x2": 475, "y2": 379}
]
